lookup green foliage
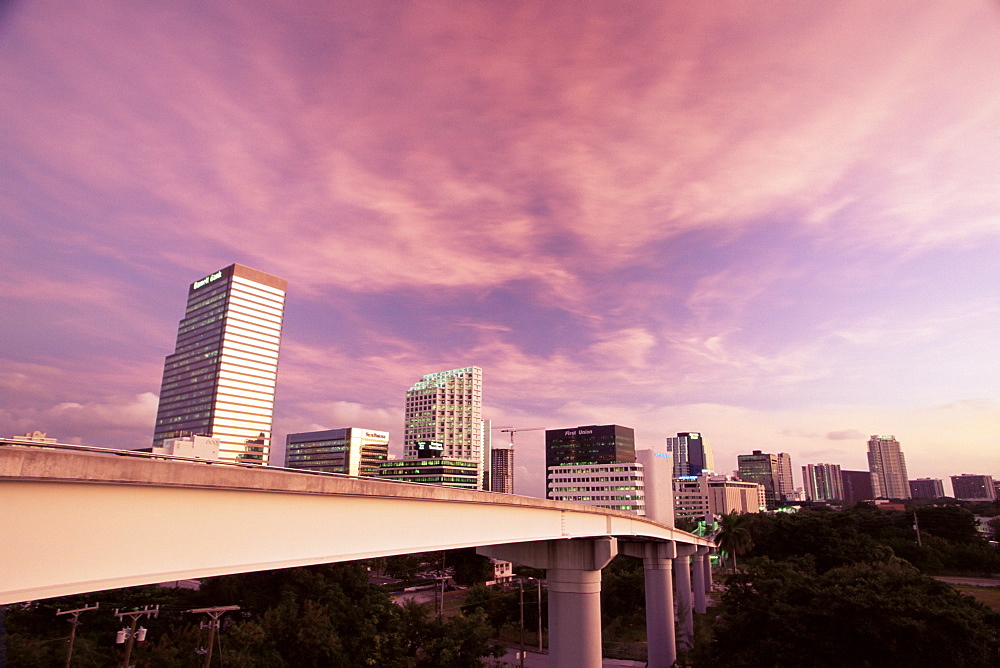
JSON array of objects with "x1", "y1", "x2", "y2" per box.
[
  {"x1": 462, "y1": 581, "x2": 547, "y2": 635},
  {"x1": 716, "y1": 510, "x2": 754, "y2": 570},
  {"x1": 6, "y1": 561, "x2": 507, "y2": 667},
  {"x1": 699, "y1": 559, "x2": 1000, "y2": 667},
  {"x1": 447, "y1": 548, "x2": 493, "y2": 586},
  {"x1": 601, "y1": 556, "x2": 645, "y2": 621},
  {"x1": 916, "y1": 505, "x2": 981, "y2": 544},
  {"x1": 742, "y1": 506, "x2": 1000, "y2": 575}
]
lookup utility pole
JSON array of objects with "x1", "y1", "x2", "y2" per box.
[
  {"x1": 186, "y1": 605, "x2": 239, "y2": 668},
  {"x1": 913, "y1": 511, "x2": 923, "y2": 547},
  {"x1": 56, "y1": 603, "x2": 99, "y2": 668},
  {"x1": 114, "y1": 605, "x2": 158, "y2": 668},
  {"x1": 536, "y1": 579, "x2": 543, "y2": 652},
  {"x1": 519, "y1": 579, "x2": 525, "y2": 668}
]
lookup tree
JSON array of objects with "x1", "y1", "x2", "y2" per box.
[
  {"x1": 715, "y1": 511, "x2": 753, "y2": 571},
  {"x1": 699, "y1": 558, "x2": 1000, "y2": 667}
]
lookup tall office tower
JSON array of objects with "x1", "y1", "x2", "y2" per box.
[
  {"x1": 802, "y1": 463, "x2": 844, "y2": 501},
  {"x1": 490, "y1": 447, "x2": 514, "y2": 494},
  {"x1": 666, "y1": 432, "x2": 715, "y2": 477},
  {"x1": 776, "y1": 452, "x2": 795, "y2": 500},
  {"x1": 403, "y1": 367, "x2": 484, "y2": 485},
  {"x1": 152, "y1": 264, "x2": 287, "y2": 465},
  {"x1": 909, "y1": 478, "x2": 945, "y2": 499},
  {"x1": 867, "y1": 435, "x2": 910, "y2": 499},
  {"x1": 284, "y1": 428, "x2": 389, "y2": 477},
  {"x1": 544, "y1": 424, "x2": 637, "y2": 501},
  {"x1": 841, "y1": 470, "x2": 879, "y2": 503},
  {"x1": 737, "y1": 450, "x2": 784, "y2": 508},
  {"x1": 950, "y1": 474, "x2": 997, "y2": 501}
]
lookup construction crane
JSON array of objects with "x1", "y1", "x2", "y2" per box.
[{"x1": 491, "y1": 426, "x2": 545, "y2": 449}]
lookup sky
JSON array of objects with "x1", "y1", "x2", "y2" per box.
[{"x1": 1, "y1": 1, "x2": 998, "y2": 499}]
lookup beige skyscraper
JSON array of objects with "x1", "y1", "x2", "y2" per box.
[
  {"x1": 867, "y1": 435, "x2": 910, "y2": 499},
  {"x1": 152, "y1": 264, "x2": 287, "y2": 465}
]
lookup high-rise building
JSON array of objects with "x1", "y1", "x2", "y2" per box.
[
  {"x1": 151, "y1": 264, "x2": 287, "y2": 465},
  {"x1": 284, "y1": 428, "x2": 389, "y2": 477},
  {"x1": 841, "y1": 470, "x2": 879, "y2": 503},
  {"x1": 545, "y1": 424, "x2": 635, "y2": 469},
  {"x1": 490, "y1": 447, "x2": 514, "y2": 493},
  {"x1": 542, "y1": 424, "x2": 673, "y2": 520},
  {"x1": 403, "y1": 367, "x2": 484, "y2": 486},
  {"x1": 950, "y1": 474, "x2": 997, "y2": 501},
  {"x1": 737, "y1": 450, "x2": 791, "y2": 508},
  {"x1": 776, "y1": 452, "x2": 795, "y2": 500},
  {"x1": 802, "y1": 463, "x2": 844, "y2": 501},
  {"x1": 909, "y1": 478, "x2": 945, "y2": 499},
  {"x1": 666, "y1": 432, "x2": 715, "y2": 477},
  {"x1": 867, "y1": 435, "x2": 910, "y2": 499}
]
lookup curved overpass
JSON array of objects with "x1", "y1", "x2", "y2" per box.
[{"x1": 1, "y1": 442, "x2": 709, "y2": 604}]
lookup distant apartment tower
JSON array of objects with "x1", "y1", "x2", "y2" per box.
[
  {"x1": 737, "y1": 450, "x2": 792, "y2": 508},
  {"x1": 841, "y1": 470, "x2": 879, "y2": 503},
  {"x1": 950, "y1": 474, "x2": 997, "y2": 501},
  {"x1": 151, "y1": 264, "x2": 287, "y2": 465},
  {"x1": 802, "y1": 463, "x2": 844, "y2": 502},
  {"x1": 490, "y1": 447, "x2": 514, "y2": 494},
  {"x1": 404, "y1": 367, "x2": 484, "y2": 486},
  {"x1": 909, "y1": 478, "x2": 945, "y2": 499},
  {"x1": 867, "y1": 435, "x2": 910, "y2": 499},
  {"x1": 776, "y1": 452, "x2": 795, "y2": 500},
  {"x1": 666, "y1": 432, "x2": 715, "y2": 477},
  {"x1": 285, "y1": 428, "x2": 389, "y2": 477}
]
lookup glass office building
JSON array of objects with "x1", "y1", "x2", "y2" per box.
[
  {"x1": 285, "y1": 428, "x2": 389, "y2": 477},
  {"x1": 666, "y1": 431, "x2": 715, "y2": 477},
  {"x1": 545, "y1": 424, "x2": 635, "y2": 469},
  {"x1": 151, "y1": 263, "x2": 286, "y2": 465}
]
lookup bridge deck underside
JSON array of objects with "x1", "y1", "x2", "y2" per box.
[{"x1": 1, "y1": 445, "x2": 708, "y2": 603}]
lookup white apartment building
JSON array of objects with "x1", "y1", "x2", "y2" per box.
[
  {"x1": 404, "y1": 367, "x2": 485, "y2": 487},
  {"x1": 546, "y1": 449, "x2": 675, "y2": 526}
]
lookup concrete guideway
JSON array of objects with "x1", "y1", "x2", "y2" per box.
[{"x1": 1, "y1": 442, "x2": 714, "y2": 668}]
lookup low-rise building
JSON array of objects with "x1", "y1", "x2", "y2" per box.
[
  {"x1": 378, "y1": 457, "x2": 480, "y2": 489},
  {"x1": 674, "y1": 475, "x2": 765, "y2": 522},
  {"x1": 152, "y1": 434, "x2": 220, "y2": 460}
]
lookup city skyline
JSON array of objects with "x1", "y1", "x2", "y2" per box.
[{"x1": 2, "y1": 2, "x2": 998, "y2": 499}]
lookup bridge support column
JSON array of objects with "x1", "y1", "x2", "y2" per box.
[
  {"x1": 479, "y1": 537, "x2": 617, "y2": 668},
  {"x1": 693, "y1": 546, "x2": 708, "y2": 614},
  {"x1": 674, "y1": 543, "x2": 696, "y2": 652},
  {"x1": 621, "y1": 542, "x2": 677, "y2": 668},
  {"x1": 705, "y1": 548, "x2": 714, "y2": 592}
]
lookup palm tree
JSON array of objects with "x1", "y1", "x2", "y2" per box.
[{"x1": 716, "y1": 511, "x2": 753, "y2": 572}]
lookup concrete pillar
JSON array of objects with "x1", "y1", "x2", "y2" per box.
[
  {"x1": 478, "y1": 537, "x2": 617, "y2": 668},
  {"x1": 674, "y1": 543, "x2": 697, "y2": 652},
  {"x1": 621, "y1": 542, "x2": 677, "y2": 668},
  {"x1": 692, "y1": 546, "x2": 708, "y2": 614},
  {"x1": 705, "y1": 548, "x2": 714, "y2": 592}
]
